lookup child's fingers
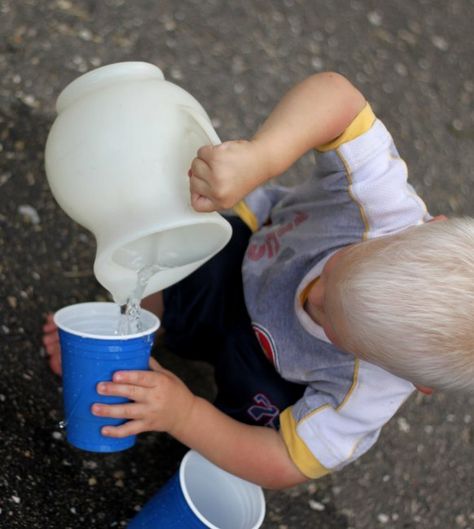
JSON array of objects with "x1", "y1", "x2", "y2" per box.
[
  {"x1": 196, "y1": 144, "x2": 215, "y2": 163},
  {"x1": 45, "y1": 342, "x2": 61, "y2": 357},
  {"x1": 112, "y1": 370, "x2": 159, "y2": 387},
  {"x1": 190, "y1": 157, "x2": 213, "y2": 186},
  {"x1": 149, "y1": 357, "x2": 162, "y2": 371},
  {"x1": 92, "y1": 402, "x2": 145, "y2": 420},
  {"x1": 189, "y1": 170, "x2": 212, "y2": 196},
  {"x1": 42, "y1": 333, "x2": 59, "y2": 346},
  {"x1": 43, "y1": 321, "x2": 57, "y2": 333},
  {"x1": 190, "y1": 192, "x2": 216, "y2": 213},
  {"x1": 42, "y1": 313, "x2": 62, "y2": 375},
  {"x1": 101, "y1": 419, "x2": 146, "y2": 438},
  {"x1": 49, "y1": 354, "x2": 62, "y2": 376},
  {"x1": 44, "y1": 313, "x2": 56, "y2": 324},
  {"x1": 97, "y1": 381, "x2": 147, "y2": 401},
  {"x1": 43, "y1": 341, "x2": 60, "y2": 361},
  {"x1": 43, "y1": 337, "x2": 60, "y2": 360}
]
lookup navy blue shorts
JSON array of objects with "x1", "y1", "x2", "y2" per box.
[{"x1": 162, "y1": 216, "x2": 305, "y2": 428}]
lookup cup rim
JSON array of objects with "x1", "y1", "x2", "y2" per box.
[
  {"x1": 54, "y1": 301, "x2": 160, "y2": 340},
  {"x1": 179, "y1": 450, "x2": 266, "y2": 529}
]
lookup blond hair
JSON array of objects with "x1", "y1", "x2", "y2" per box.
[{"x1": 327, "y1": 218, "x2": 474, "y2": 393}]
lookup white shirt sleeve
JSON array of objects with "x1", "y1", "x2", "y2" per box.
[{"x1": 280, "y1": 360, "x2": 415, "y2": 477}]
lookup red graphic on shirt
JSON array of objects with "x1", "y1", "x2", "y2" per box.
[
  {"x1": 247, "y1": 210, "x2": 309, "y2": 261},
  {"x1": 252, "y1": 323, "x2": 277, "y2": 366}
]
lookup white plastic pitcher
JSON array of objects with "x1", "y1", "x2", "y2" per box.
[{"x1": 45, "y1": 62, "x2": 232, "y2": 304}]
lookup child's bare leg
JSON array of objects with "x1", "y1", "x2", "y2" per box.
[{"x1": 42, "y1": 291, "x2": 165, "y2": 376}]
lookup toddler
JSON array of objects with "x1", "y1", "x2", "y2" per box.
[{"x1": 43, "y1": 72, "x2": 474, "y2": 489}]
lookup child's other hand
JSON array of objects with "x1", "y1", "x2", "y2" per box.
[
  {"x1": 189, "y1": 140, "x2": 269, "y2": 212},
  {"x1": 92, "y1": 357, "x2": 195, "y2": 438},
  {"x1": 42, "y1": 313, "x2": 62, "y2": 375}
]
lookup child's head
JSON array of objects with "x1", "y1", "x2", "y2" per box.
[{"x1": 324, "y1": 218, "x2": 474, "y2": 393}]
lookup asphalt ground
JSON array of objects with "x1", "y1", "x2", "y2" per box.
[{"x1": 0, "y1": 1, "x2": 473, "y2": 528}]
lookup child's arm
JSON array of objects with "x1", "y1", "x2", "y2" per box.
[
  {"x1": 190, "y1": 72, "x2": 365, "y2": 212},
  {"x1": 92, "y1": 359, "x2": 308, "y2": 489}
]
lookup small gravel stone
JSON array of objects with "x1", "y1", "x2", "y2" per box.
[
  {"x1": 18, "y1": 205, "x2": 40, "y2": 224},
  {"x1": 308, "y1": 500, "x2": 325, "y2": 511},
  {"x1": 432, "y1": 35, "x2": 449, "y2": 51},
  {"x1": 367, "y1": 11, "x2": 382, "y2": 26},
  {"x1": 397, "y1": 417, "x2": 411, "y2": 433}
]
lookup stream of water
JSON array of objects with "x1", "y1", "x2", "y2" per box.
[{"x1": 116, "y1": 264, "x2": 165, "y2": 335}]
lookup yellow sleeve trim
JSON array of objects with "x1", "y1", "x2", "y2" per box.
[
  {"x1": 233, "y1": 200, "x2": 259, "y2": 232},
  {"x1": 317, "y1": 103, "x2": 376, "y2": 153},
  {"x1": 280, "y1": 407, "x2": 330, "y2": 479}
]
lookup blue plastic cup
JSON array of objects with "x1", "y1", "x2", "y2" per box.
[
  {"x1": 127, "y1": 450, "x2": 266, "y2": 529},
  {"x1": 54, "y1": 302, "x2": 160, "y2": 453}
]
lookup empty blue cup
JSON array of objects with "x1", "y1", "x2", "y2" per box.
[
  {"x1": 127, "y1": 450, "x2": 265, "y2": 529},
  {"x1": 54, "y1": 302, "x2": 160, "y2": 452}
]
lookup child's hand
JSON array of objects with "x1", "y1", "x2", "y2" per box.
[
  {"x1": 42, "y1": 313, "x2": 62, "y2": 375},
  {"x1": 92, "y1": 358, "x2": 196, "y2": 438},
  {"x1": 189, "y1": 139, "x2": 270, "y2": 212}
]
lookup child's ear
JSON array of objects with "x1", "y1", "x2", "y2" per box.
[
  {"x1": 415, "y1": 384, "x2": 433, "y2": 395},
  {"x1": 428, "y1": 214, "x2": 448, "y2": 223}
]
